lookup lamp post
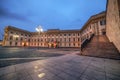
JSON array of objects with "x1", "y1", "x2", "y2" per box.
[{"x1": 36, "y1": 25, "x2": 43, "y2": 49}]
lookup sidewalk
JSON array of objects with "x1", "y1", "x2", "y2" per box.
[{"x1": 0, "y1": 54, "x2": 120, "y2": 80}]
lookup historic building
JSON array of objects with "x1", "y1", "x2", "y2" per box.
[
  {"x1": 3, "y1": 26, "x2": 80, "y2": 48},
  {"x1": 106, "y1": 0, "x2": 120, "y2": 52},
  {"x1": 3, "y1": 11, "x2": 106, "y2": 48},
  {"x1": 80, "y1": 11, "x2": 106, "y2": 43}
]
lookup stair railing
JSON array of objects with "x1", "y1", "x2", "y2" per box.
[{"x1": 81, "y1": 34, "x2": 94, "y2": 51}]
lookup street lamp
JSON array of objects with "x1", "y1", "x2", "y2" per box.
[
  {"x1": 36, "y1": 25, "x2": 43, "y2": 49},
  {"x1": 36, "y1": 26, "x2": 43, "y2": 33}
]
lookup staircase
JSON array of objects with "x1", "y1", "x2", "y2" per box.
[{"x1": 81, "y1": 35, "x2": 120, "y2": 59}]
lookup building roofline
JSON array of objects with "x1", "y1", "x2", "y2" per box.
[
  {"x1": 80, "y1": 11, "x2": 106, "y2": 32},
  {"x1": 5, "y1": 25, "x2": 31, "y2": 34},
  {"x1": 5, "y1": 11, "x2": 106, "y2": 34},
  {"x1": 5, "y1": 25, "x2": 80, "y2": 35}
]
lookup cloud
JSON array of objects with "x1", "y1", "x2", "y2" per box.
[{"x1": 0, "y1": 7, "x2": 32, "y2": 23}]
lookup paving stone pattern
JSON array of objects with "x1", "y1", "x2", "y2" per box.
[{"x1": 0, "y1": 54, "x2": 120, "y2": 80}]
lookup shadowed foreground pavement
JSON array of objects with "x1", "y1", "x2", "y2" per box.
[{"x1": 0, "y1": 54, "x2": 120, "y2": 80}]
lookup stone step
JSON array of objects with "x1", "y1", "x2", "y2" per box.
[
  {"x1": 90, "y1": 35, "x2": 110, "y2": 43},
  {"x1": 81, "y1": 35, "x2": 120, "y2": 59}
]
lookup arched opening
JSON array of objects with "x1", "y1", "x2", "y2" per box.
[{"x1": 22, "y1": 42, "x2": 28, "y2": 47}]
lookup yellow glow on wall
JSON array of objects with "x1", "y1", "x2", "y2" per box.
[
  {"x1": 26, "y1": 42, "x2": 28, "y2": 46},
  {"x1": 13, "y1": 35, "x2": 19, "y2": 38},
  {"x1": 22, "y1": 42, "x2": 24, "y2": 46}
]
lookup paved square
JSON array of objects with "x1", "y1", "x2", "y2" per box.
[{"x1": 0, "y1": 54, "x2": 120, "y2": 80}]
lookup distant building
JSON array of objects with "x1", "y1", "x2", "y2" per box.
[
  {"x1": 3, "y1": 26, "x2": 80, "y2": 48},
  {"x1": 2, "y1": 11, "x2": 106, "y2": 48}
]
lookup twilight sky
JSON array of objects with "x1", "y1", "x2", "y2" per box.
[{"x1": 0, "y1": 0, "x2": 106, "y2": 32}]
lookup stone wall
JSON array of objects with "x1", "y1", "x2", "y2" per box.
[{"x1": 106, "y1": 0, "x2": 120, "y2": 52}]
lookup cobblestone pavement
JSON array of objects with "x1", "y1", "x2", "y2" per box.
[{"x1": 0, "y1": 54, "x2": 120, "y2": 80}]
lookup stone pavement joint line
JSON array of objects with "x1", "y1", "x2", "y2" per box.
[{"x1": 0, "y1": 54, "x2": 120, "y2": 80}]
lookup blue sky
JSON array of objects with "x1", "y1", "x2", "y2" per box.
[{"x1": 0, "y1": 0, "x2": 106, "y2": 33}]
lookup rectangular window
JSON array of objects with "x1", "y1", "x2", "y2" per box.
[
  {"x1": 15, "y1": 42, "x2": 17, "y2": 46},
  {"x1": 73, "y1": 43, "x2": 75, "y2": 47},
  {"x1": 11, "y1": 32, "x2": 13, "y2": 34},
  {"x1": 10, "y1": 42, "x2": 12, "y2": 46},
  {"x1": 73, "y1": 38, "x2": 75, "y2": 41},
  {"x1": 78, "y1": 38, "x2": 80, "y2": 41},
  {"x1": 69, "y1": 43, "x2": 71, "y2": 47},
  {"x1": 64, "y1": 34, "x2": 66, "y2": 36},
  {"x1": 64, "y1": 38, "x2": 66, "y2": 42},
  {"x1": 10, "y1": 36, "x2": 13, "y2": 40},
  {"x1": 69, "y1": 38, "x2": 70, "y2": 42},
  {"x1": 21, "y1": 38, "x2": 23, "y2": 41},
  {"x1": 69, "y1": 34, "x2": 71, "y2": 36},
  {"x1": 16, "y1": 38, "x2": 18, "y2": 41},
  {"x1": 100, "y1": 20, "x2": 106, "y2": 25}
]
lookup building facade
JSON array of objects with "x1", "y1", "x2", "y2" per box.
[
  {"x1": 3, "y1": 26, "x2": 81, "y2": 48},
  {"x1": 80, "y1": 11, "x2": 106, "y2": 43},
  {"x1": 106, "y1": 0, "x2": 120, "y2": 52},
  {"x1": 3, "y1": 12, "x2": 106, "y2": 48}
]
